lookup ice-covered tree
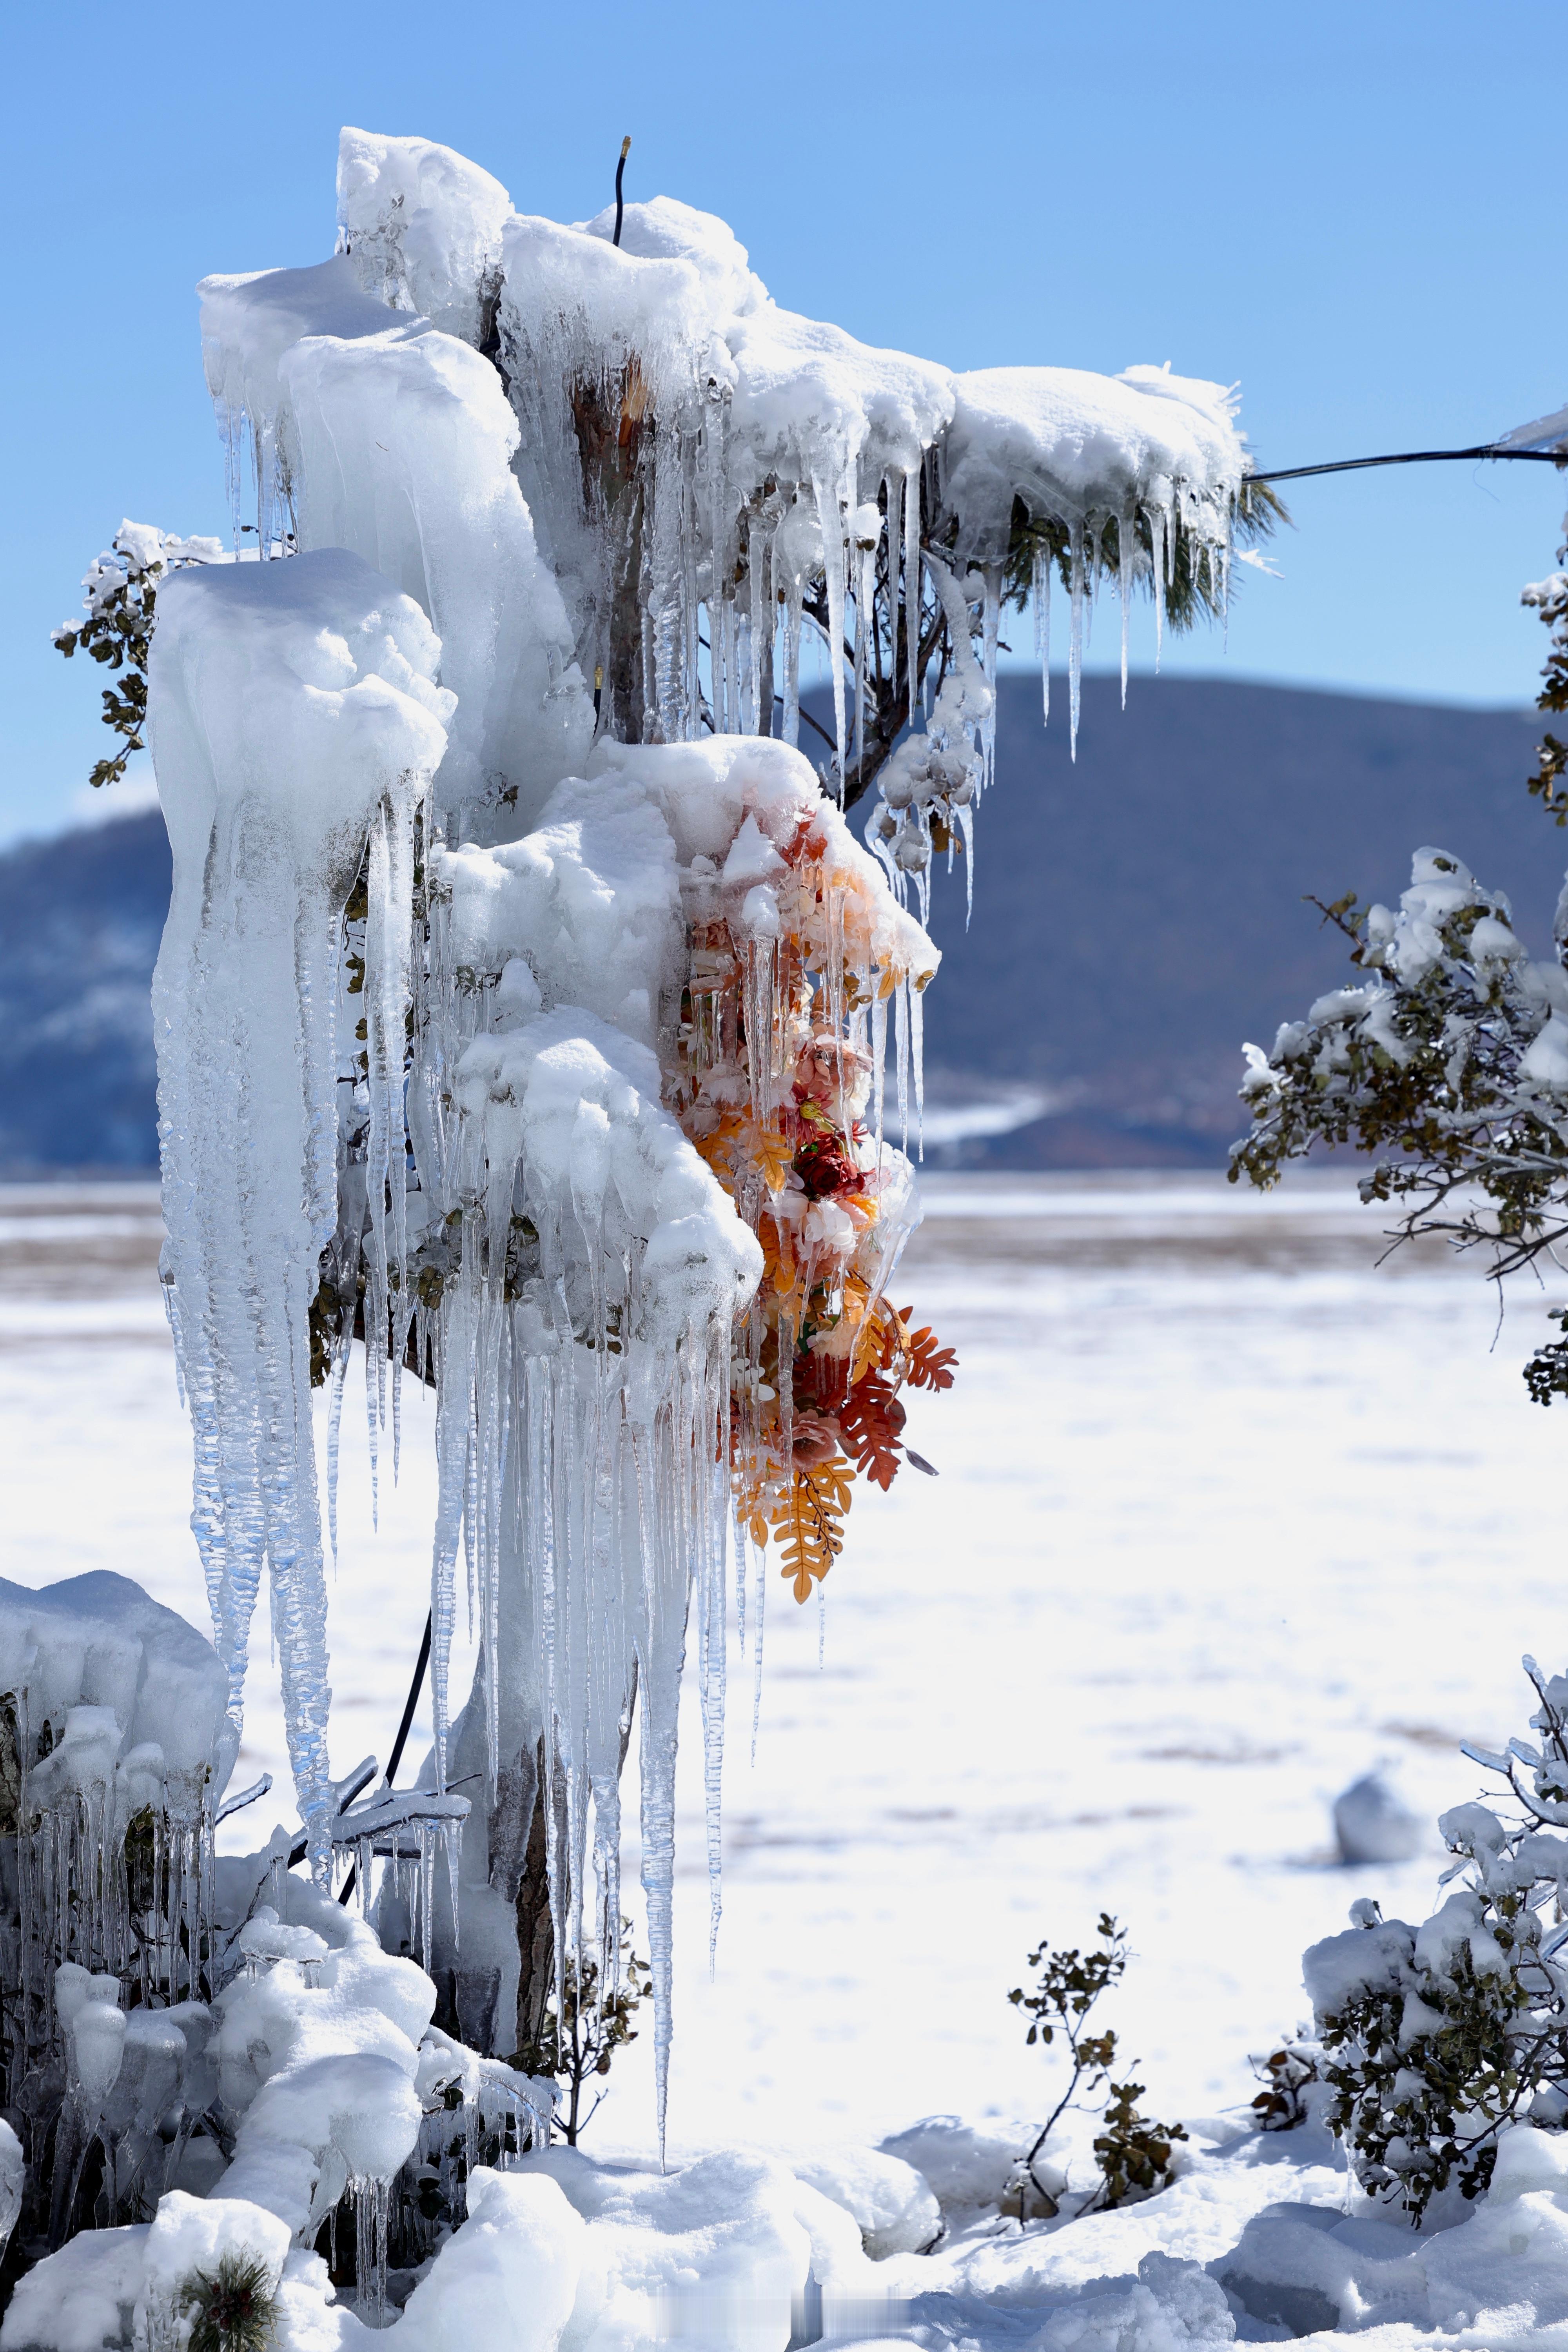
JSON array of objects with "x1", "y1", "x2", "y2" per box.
[{"x1": 54, "y1": 127, "x2": 1263, "y2": 2141}]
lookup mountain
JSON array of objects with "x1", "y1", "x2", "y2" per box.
[
  {"x1": 0, "y1": 808, "x2": 170, "y2": 1174},
  {"x1": 910, "y1": 674, "x2": 1551, "y2": 1165},
  {"x1": 0, "y1": 677, "x2": 1552, "y2": 1174}
]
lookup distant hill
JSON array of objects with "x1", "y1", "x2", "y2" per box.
[
  {"x1": 0, "y1": 676, "x2": 1552, "y2": 1173},
  {"x1": 0, "y1": 808, "x2": 170, "y2": 1174},
  {"x1": 912, "y1": 674, "x2": 1551, "y2": 1165}
]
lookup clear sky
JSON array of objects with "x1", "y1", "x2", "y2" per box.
[{"x1": 4, "y1": 0, "x2": 1564, "y2": 845}]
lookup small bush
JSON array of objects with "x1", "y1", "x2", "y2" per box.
[
  {"x1": 1008, "y1": 1914, "x2": 1187, "y2": 2220},
  {"x1": 1302, "y1": 1655, "x2": 1568, "y2": 2221}
]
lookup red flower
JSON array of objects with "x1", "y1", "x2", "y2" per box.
[{"x1": 794, "y1": 1135, "x2": 859, "y2": 1200}]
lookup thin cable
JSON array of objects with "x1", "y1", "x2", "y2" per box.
[
  {"x1": 1249, "y1": 446, "x2": 1566, "y2": 485},
  {"x1": 336, "y1": 1611, "x2": 434, "y2": 1904}
]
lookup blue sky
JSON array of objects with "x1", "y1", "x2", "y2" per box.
[{"x1": 4, "y1": 0, "x2": 1564, "y2": 845}]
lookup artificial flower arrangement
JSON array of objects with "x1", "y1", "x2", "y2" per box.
[{"x1": 666, "y1": 796, "x2": 956, "y2": 1601}]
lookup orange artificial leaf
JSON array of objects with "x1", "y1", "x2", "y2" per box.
[
  {"x1": 771, "y1": 1456, "x2": 853, "y2": 1602},
  {"x1": 837, "y1": 1370, "x2": 906, "y2": 1492},
  {"x1": 894, "y1": 1308, "x2": 958, "y2": 1391},
  {"x1": 749, "y1": 1122, "x2": 794, "y2": 1193}
]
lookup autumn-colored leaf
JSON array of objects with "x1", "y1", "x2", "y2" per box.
[
  {"x1": 837, "y1": 1371, "x2": 906, "y2": 1491},
  {"x1": 893, "y1": 1307, "x2": 958, "y2": 1391},
  {"x1": 748, "y1": 1121, "x2": 794, "y2": 1193},
  {"x1": 771, "y1": 1456, "x2": 853, "y2": 1602}
]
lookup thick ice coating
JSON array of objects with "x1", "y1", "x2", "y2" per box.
[
  {"x1": 149, "y1": 548, "x2": 453, "y2": 1880},
  {"x1": 337, "y1": 127, "x2": 512, "y2": 343},
  {"x1": 198, "y1": 256, "x2": 592, "y2": 835},
  {"x1": 143, "y1": 122, "x2": 1245, "y2": 2152}
]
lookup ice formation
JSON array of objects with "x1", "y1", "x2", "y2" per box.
[
  {"x1": 134, "y1": 122, "x2": 1254, "y2": 2160},
  {"x1": 149, "y1": 550, "x2": 454, "y2": 1879},
  {"x1": 0, "y1": 1574, "x2": 232, "y2": 2125}
]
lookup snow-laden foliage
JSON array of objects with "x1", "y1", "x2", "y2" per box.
[
  {"x1": 1523, "y1": 521, "x2": 1568, "y2": 822},
  {"x1": 1232, "y1": 508, "x2": 1568, "y2": 1336},
  {"x1": 0, "y1": 1570, "x2": 552, "y2": 2323},
  {"x1": 1302, "y1": 1657, "x2": 1568, "y2": 2222},
  {"x1": 51, "y1": 524, "x2": 223, "y2": 790},
  {"x1": 1230, "y1": 838, "x2": 1568, "y2": 1315}
]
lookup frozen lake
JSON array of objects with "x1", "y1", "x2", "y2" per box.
[{"x1": 2, "y1": 1172, "x2": 1563, "y2": 2160}]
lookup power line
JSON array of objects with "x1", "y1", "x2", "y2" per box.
[{"x1": 1249, "y1": 446, "x2": 1566, "y2": 485}]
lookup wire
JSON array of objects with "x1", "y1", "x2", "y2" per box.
[
  {"x1": 1249, "y1": 446, "x2": 1566, "y2": 485},
  {"x1": 613, "y1": 136, "x2": 631, "y2": 249},
  {"x1": 336, "y1": 1612, "x2": 434, "y2": 1905}
]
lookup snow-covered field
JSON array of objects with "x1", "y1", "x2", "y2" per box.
[
  {"x1": 5, "y1": 1170, "x2": 1568, "y2": 2345},
  {"x1": 4, "y1": 1173, "x2": 1559, "y2": 2136}
]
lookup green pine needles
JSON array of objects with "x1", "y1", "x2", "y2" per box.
[{"x1": 180, "y1": 2252, "x2": 279, "y2": 2352}]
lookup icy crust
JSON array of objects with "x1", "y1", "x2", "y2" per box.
[
  {"x1": 148, "y1": 550, "x2": 454, "y2": 1881},
  {"x1": 199, "y1": 256, "x2": 592, "y2": 833},
  {"x1": 198, "y1": 256, "x2": 400, "y2": 548},
  {"x1": 436, "y1": 775, "x2": 681, "y2": 1050},
  {"x1": 337, "y1": 127, "x2": 512, "y2": 343},
  {"x1": 212, "y1": 1876, "x2": 433, "y2": 2233},
  {"x1": 586, "y1": 735, "x2": 938, "y2": 986},
  {"x1": 0, "y1": 1575, "x2": 234, "y2": 2118},
  {"x1": 446, "y1": 1006, "x2": 759, "y2": 1340},
  {"x1": 0, "y1": 1571, "x2": 231, "y2": 1797},
  {"x1": 943, "y1": 364, "x2": 1244, "y2": 562}
]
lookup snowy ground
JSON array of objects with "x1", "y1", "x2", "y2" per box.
[{"x1": 5, "y1": 1172, "x2": 1568, "y2": 2343}]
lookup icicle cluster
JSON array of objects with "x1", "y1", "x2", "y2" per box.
[
  {"x1": 141, "y1": 123, "x2": 1250, "y2": 2138},
  {"x1": 328, "y1": 129, "x2": 1247, "y2": 815},
  {"x1": 0, "y1": 1575, "x2": 234, "y2": 2243},
  {"x1": 148, "y1": 548, "x2": 454, "y2": 1881}
]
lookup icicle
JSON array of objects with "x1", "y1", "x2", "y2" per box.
[
  {"x1": 910, "y1": 978, "x2": 926, "y2": 1160},
  {"x1": 812, "y1": 471, "x2": 850, "y2": 800},
  {"x1": 747, "y1": 514, "x2": 768, "y2": 736},
  {"x1": 1032, "y1": 541, "x2": 1051, "y2": 726},
  {"x1": 352, "y1": 2176, "x2": 390, "y2": 2329},
  {"x1": 1068, "y1": 522, "x2": 1085, "y2": 759},
  {"x1": 902, "y1": 470, "x2": 920, "y2": 732},
  {"x1": 150, "y1": 554, "x2": 450, "y2": 1881},
  {"x1": 1118, "y1": 506, "x2": 1133, "y2": 708},
  {"x1": 1149, "y1": 503, "x2": 1167, "y2": 670},
  {"x1": 981, "y1": 563, "x2": 1001, "y2": 795}
]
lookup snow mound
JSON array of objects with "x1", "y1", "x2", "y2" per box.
[
  {"x1": 785, "y1": 2141, "x2": 941, "y2": 2258},
  {"x1": 338, "y1": 126, "x2": 512, "y2": 343},
  {"x1": 1334, "y1": 1766, "x2": 1424, "y2": 1864},
  {"x1": 878, "y1": 2113, "x2": 1033, "y2": 2212}
]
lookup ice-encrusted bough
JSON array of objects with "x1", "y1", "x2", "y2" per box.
[{"x1": 113, "y1": 126, "x2": 1259, "y2": 2147}]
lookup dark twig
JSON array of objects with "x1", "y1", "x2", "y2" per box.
[{"x1": 613, "y1": 137, "x2": 630, "y2": 248}]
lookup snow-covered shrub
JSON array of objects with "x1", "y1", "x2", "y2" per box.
[
  {"x1": 1007, "y1": 1914, "x2": 1187, "y2": 2220},
  {"x1": 51, "y1": 523, "x2": 222, "y2": 791},
  {"x1": 1231, "y1": 510, "x2": 1568, "y2": 1351},
  {"x1": 1247, "y1": 2041, "x2": 1320, "y2": 2131},
  {"x1": 0, "y1": 1573, "x2": 234, "y2": 2251},
  {"x1": 1523, "y1": 529, "x2": 1568, "y2": 822},
  {"x1": 513, "y1": 1915, "x2": 650, "y2": 2145},
  {"x1": 1303, "y1": 1654, "x2": 1568, "y2": 2221}
]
